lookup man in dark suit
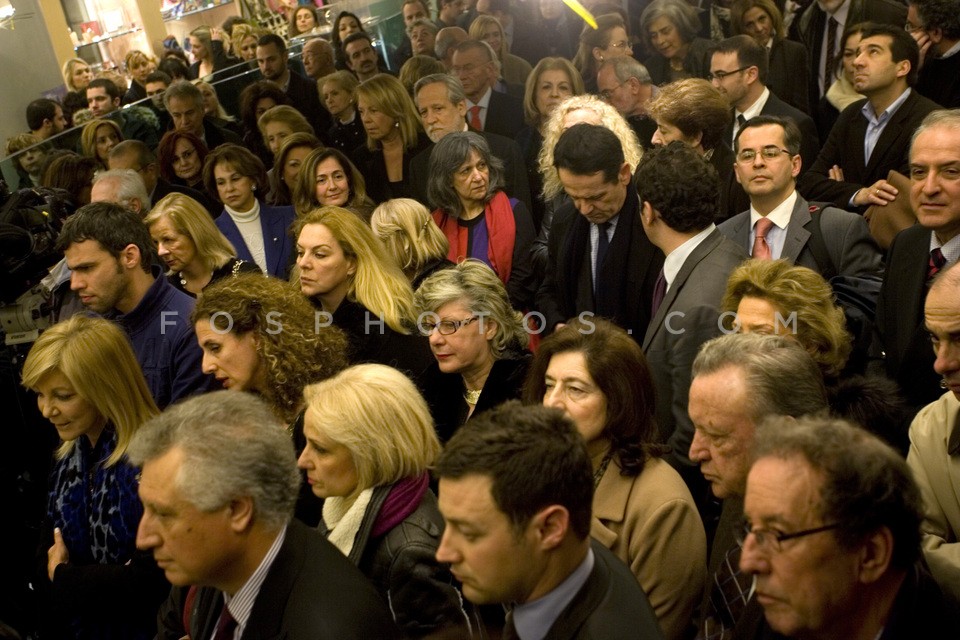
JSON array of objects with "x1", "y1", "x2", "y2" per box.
[
  {"x1": 710, "y1": 35, "x2": 822, "y2": 219},
  {"x1": 256, "y1": 34, "x2": 331, "y2": 138},
  {"x1": 719, "y1": 116, "x2": 882, "y2": 279},
  {"x1": 164, "y1": 80, "x2": 243, "y2": 150},
  {"x1": 797, "y1": 24, "x2": 941, "y2": 211},
  {"x1": 875, "y1": 110, "x2": 960, "y2": 417},
  {"x1": 410, "y1": 74, "x2": 531, "y2": 210},
  {"x1": 637, "y1": 142, "x2": 748, "y2": 500},
  {"x1": 536, "y1": 124, "x2": 663, "y2": 341},
  {"x1": 794, "y1": 0, "x2": 907, "y2": 103},
  {"x1": 908, "y1": 0, "x2": 960, "y2": 109},
  {"x1": 108, "y1": 140, "x2": 219, "y2": 216},
  {"x1": 450, "y1": 40, "x2": 525, "y2": 138},
  {"x1": 435, "y1": 402, "x2": 665, "y2": 640},
  {"x1": 132, "y1": 392, "x2": 401, "y2": 640}
]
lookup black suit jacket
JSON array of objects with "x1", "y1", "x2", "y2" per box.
[
  {"x1": 536, "y1": 188, "x2": 663, "y2": 341},
  {"x1": 796, "y1": 90, "x2": 941, "y2": 210},
  {"x1": 351, "y1": 133, "x2": 433, "y2": 203},
  {"x1": 156, "y1": 520, "x2": 401, "y2": 639},
  {"x1": 201, "y1": 117, "x2": 243, "y2": 150},
  {"x1": 541, "y1": 541, "x2": 665, "y2": 640},
  {"x1": 409, "y1": 129, "x2": 532, "y2": 212},
  {"x1": 484, "y1": 90, "x2": 525, "y2": 138},
  {"x1": 795, "y1": 0, "x2": 907, "y2": 102},
  {"x1": 285, "y1": 70, "x2": 332, "y2": 143},
  {"x1": 722, "y1": 92, "x2": 821, "y2": 220},
  {"x1": 874, "y1": 224, "x2": 943, "y2": 414},
  {"x1": 152, "y1": 178, "x2": 218, "y2": 217},
  {"x1": 767, "y1": 38, "x2": 812, "y2": 115}
]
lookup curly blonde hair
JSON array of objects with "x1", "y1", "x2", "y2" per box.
[
  {"x1": 721, "y1": 259, "x2": 852, "y2": 379},
  {"x1": 192, "y1": 274, "x2": 349, "y2": 421},
  {"x1": 537, "y1": 94, "x2": 643, "y2": 201}
]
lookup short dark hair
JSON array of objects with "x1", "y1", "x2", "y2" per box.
[
  {"x1": 26, "y1": 98, "x2": 61, "y2": 131},
  {"x1": 239, "y1": 80, "x2": 292, "y2": 136},
  {"x1": 553, "y1": 123, "x2": 625, "y2": 184},
  {"x1": 203, "y1": 143, "x2": 269, "y2": 200},
  {"x1": 910, "y1": 0, "x2": 960, "y2": 41},
  {"x1": 634, "y1": 142, "x2": 718, "y2": 233},
  {"x1": 257, "y1": 32, "x2": 287, "y2": 55},
  {"x1": 712, "y1": 34, "x2": 769, "y2": 84},
  {"x1": 110, "y1": 139, "x2": 156, "y2": 169},
  {"x1": 523, "y1": 318, "x2": 665, "y2": 476},
  {"x1": 435, "y1": 401, "x2": 594, "y2": 540},
  {"x1": 343, "y1": 31, "x2": 374, "y2": 52},
  {"x1": 734, "y1": 114, "x2": 802, "y2": 156},
  {"x1": 858, "y1": 23, "x2": 921, "y2": 86},
  {"x1": 56, "y1": 202, "x2": 154, "y2": 272},
  {"x1": 158, "y1": 57, "x2": 190, "y2": 81},
  {"x1": 87, "y1": 78, "x2": 121, "y2": 101},
  {"x1": 754, "y1": 416, "x2": 922, "y2": 571},
  {"x1": 145, "y1": 70, "x2": 172, "y2": 85}
]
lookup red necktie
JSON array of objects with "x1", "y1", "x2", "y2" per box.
[
  {"x1": 212, "y1": 605, "x2": 236, "y2": 640},
  {"x1": 468, "y1": 105, "x2": 482, "y2": 131},
  {"x1": 752, "y1": 217, "x2": 774, "y2": 260},
  {"x1": 928, "y1": 247, "x2": 947, "y2": 281}
]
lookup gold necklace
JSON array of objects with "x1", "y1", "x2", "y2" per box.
[{"x1": 464, "y1": 388, "x2": 482, "y2": 405}]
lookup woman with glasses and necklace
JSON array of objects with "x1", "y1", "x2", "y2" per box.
[{"x1": 414, "y1": 259, "x2": 530, "y2": 443}]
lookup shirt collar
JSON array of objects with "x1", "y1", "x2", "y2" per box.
[
  {"x1": 831, "y1": 0, "x2": 851, "y2": 24},
  {"x1": 224, "y1": 525, "x2": 288, "y2": 632},
  {"x1": 929, "y1": 229, "x2": 960, "y2": 264},
  {"x1": 470, "y1": 86, "x2": 493, "y2": 110},
  {"x1": 513, "y1": 548, "x2": 595, "y2": 640},
  {"x1": 862, "y1": 87, "x2": 912, "y2": 123},
  {"x1": 750, "y1": 189, "x2": 798, "y2": 231},
  {"x1": 941, "y1": 39, "x2": 960, "y2": 59},
  {"x1": 737, "y1": 86, "x2": 771, "y2": 121},
  {"x1": 663, "y1": 224, "x2": 716, "y2": 287}
]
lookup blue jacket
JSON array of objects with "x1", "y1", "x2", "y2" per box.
[
  {"x1": 107, "y1": 265, "x2": 208, "y2": 408},
  {"x1": 215, "y1": 202, "x2": 295, "y2": 278}
]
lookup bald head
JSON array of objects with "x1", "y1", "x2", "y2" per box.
[
  {"x1": 436, "y1": 27, "x2": 468, "y2": 69},
  {"x1": 302, "y1": 38, "x2": 335, "y2": 80}
]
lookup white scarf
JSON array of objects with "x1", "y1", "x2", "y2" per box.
[{"x1": 322, "y1": 488, "x2": 374, "y2": 558}]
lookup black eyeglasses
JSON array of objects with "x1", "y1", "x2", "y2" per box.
[
  {"x1": 710, "y1": 66, "x2": 750, "y2": 81},
  {"x1": 735, "y1": 146, "x2": 794, "y2": 163},
  {"x1": 736, "y1": 519, "x2": 841, "y2": 554}
]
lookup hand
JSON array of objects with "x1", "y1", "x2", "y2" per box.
[
  {"x1": 828, "y1": 165, "x2": 845, "y2": 182},
  {"x1": 47, "y1": 528, "x2": 69, "y2": 581},
  {"x1": 910, "y1": 29, "x2": 931, "y2": 70},
  {"x1": 210, "y1": 27, "x2": 223, "y2": 42},
  {"x1": 853, "y1": 179, "x2": 898, "y2": 207}
]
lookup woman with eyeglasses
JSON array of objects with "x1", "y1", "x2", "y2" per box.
[
  {"x1": 414, "y1": 259, "x2": 530, "y2": 443},
  {"x1": 639, "y1": 0, "x2": 713, "y2": 86},
  {"x1": 523, "y1": 317, "x2": 706, "y2": 640},
  {"x1": 572, "y1": 13, "x2": 632, "y2": 94},
  {"x1": 157, "y1": 130, "x2": 209, "y2": 192}
]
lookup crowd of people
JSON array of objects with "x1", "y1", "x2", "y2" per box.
[{"x1": 4, "y1": 0, "x2": 960, "y2": 639}]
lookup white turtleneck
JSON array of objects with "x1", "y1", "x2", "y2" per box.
[{"x1": 224, "y1": 200, "x2": 267, "y2": 273}]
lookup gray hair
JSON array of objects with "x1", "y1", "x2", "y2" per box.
[
  {"x1": 753, "y1": 415, "x2": 922, "y2": 570},
  {"x1": 435, "y1": 26, "x2": 468, "y2": 60},
  {"x1": 693, "y1": 333, "x2": 828, "y2": 424},
  {"x1": 127, "y1": 391, "x2": 300, "y2": 530},
  {"x1": 93, "y1": 168, "x2": 152, "y2": 211},
  {"x1": 640, "y1": 0, "x2": 702, "y2": 45},
  {"x1": 414, "y1": 259, "x2": 529, "y2": 355},
  {"x1": 163, "y1": 79, "x2": 203, "y2": 110},
  {"x1": 427, "y1": 131, "x2": 505, "y2": 217},
  {"x1": 603, "y1": 56, "x2": 652, "y2": 85},
  {"x1": 414, "y1": 73, "x2": 467, "y2": 106},
  {"x1": 407, "y1": 17, "x2": 439, "y2": 37},
  {"x1": 454, "y1": 39, "x2": 502, "y2": 77},
  {"x1": 911, "y1": 108, "x2": 960, "y2": 148}
]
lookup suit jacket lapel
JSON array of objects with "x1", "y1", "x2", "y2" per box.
[
  {"x1": 259, "y1": 207, "x2": 287, "y2": 276},
  {"x1": 219, "y1": 215, "x2": 254, "y2": 264},
  {"x1": 781, "y1": 197, "x2": 812, "y2": 263}
]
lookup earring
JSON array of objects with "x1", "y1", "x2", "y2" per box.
[{"x1": 252, "y1": 185, "x2": 257, "y2": 191}]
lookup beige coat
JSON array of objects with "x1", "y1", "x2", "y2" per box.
[
  {"x1": 591, "y1": 452, "x2": 707, "y2": 640},
  {"x1": 907, "y1": 391, "x2": 960, "y2": 602}
]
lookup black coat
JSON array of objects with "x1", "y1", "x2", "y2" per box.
[
  {"x1": 152, "y1": 177, "x2": 219, "y2": 217},
  {"x1": 351, "y1": 133, "x2": 433, "y2": 203},
  {"x1": 285, "y1": 69, "x2": 333, "y2": 144},
  {"x1": 767, "y1": 37, "x2": 812, "y2": 115},
  {"x1": 484, "y1": 90, "x2": 525, "y2": 139}
]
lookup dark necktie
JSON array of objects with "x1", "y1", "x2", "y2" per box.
[
  {"x1": 594, "y1": 221, "x2": 611, "y2": 292},
  {"x1": 502, "y1": 610, "x2": 520, "y2": 640},
  {"x1": 212, "y1": 605, "x2": 237, "y2": 640},
  {"x1": 824, "y1": 17, "x2": 839, "y2": 93},
  {"x1": 928, "y1": 247, "x2": 947, "y2": 281},
  {"x1": 651, "y1": 268, "x2": 667, "y2": 317},
  {"x1": 737, "y1": 114, "x2": 747, "y2": 128}
]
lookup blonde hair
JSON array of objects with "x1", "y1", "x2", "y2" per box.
[
  {"x1": 537, "y1": 94, "x2": 643, "y2": 201},
  {"x1": 21, "y1": 316, "x2": 159, "y2": 466},
  {"x1": 231, "y1": 23, "x2": 265, "y2": 59},
  {"x1": 195, "y1": 81, "x2": 234, "y2": 121},
  {"x1": 304, "y1": 364, "x2": 440, "y2": 496},
  {"x1": 370, "y1": 198, "x2": 449, "y2": 279},
  {"x1": 62, "y1": 58, "x2": 91, "y2": 92},
  {"x1": 144, "y1": 193, "x2": 238, "y2": 272},
  {"x1": 320, "y1": 70, "x2": 360, "y2": 98},
  {"x1": 468, "y1": 15, "x2": 509, "y2": 61},
  {"x1": 523, "y1": 57, "x2": 584, "y2": 127},
  {"x1": 356, "y1": 74, "x2": 424, "y2": 151},
  {"x1": 124, "y1": 50, "x2": 156, "y2": 75},
  {"x1": 294, "y1": 207, "x2": 417, "y2": 333},
  {"x1": 80, "y1": 119, "x2": 123, "y2": 166},
  {"x1": 721, "y1": 259, "x2": 852, "y2": 379},
  {"x1": 414, "y1": 259, "x2": 529, "y2": 355},
  {"x1": 257, "y1": 105, "x2": 315, "y2": 140}
]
